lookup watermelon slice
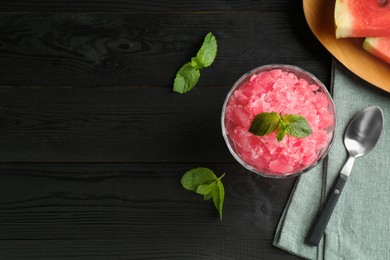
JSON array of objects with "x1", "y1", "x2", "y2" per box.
[
  {"x1": 363, "y1": 37, "x2": 390, "y2": 64},
  {"x1": 335, "y1": 0, "x2": 390, "y2": 38}
]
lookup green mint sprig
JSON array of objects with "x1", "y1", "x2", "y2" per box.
[
  {"x1": 249, "y1": 112, "x2": 312, "y2": 142},
  {"x1": 180, "y1": 167, "x2": 225, "y2": 220},
  {"x1": 173, "y1": 32, "x2": 217, "y2": 94}
]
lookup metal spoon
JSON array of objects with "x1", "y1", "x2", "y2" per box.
[{"x1": 307, "y1": 106, "x2": 384, "y2": 246}]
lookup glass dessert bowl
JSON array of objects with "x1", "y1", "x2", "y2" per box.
[{"x1": 221, "y1": 64, "x2": 336, "y2": 178}]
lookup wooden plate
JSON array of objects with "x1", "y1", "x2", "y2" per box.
[{"x1": 303, "y1": 0, "x2": 390, "y2": 92}]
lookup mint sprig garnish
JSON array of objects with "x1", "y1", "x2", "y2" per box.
[
  {"x1": 173, "y1": 32, "x2": 217, "y2": 94},
  {"x1": 249, "y1": 112, "x2": 312, "y2": 142},
  {"x1": 180, "y1": 167, "x2": 225, "y2": 220}
]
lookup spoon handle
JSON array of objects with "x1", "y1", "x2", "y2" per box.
[{"x1": 307, "y1": 174, "x2": 348, "y2": 246}]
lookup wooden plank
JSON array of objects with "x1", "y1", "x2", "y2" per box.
[
  {"x1": 0, "y1": 240, "x2": 301, "y2": 259},
  {"x1": 0, "y1": 12, "x2": 331, "y2": 87},
  {"x1": 0, "y1": 87, "x2": 232, "y2": 162},
  {"x1": 0, "y1": 0, "x2": 290, "y2": 13},
  {"x1": 0, "y1": 163, "x2": 299, "y2": 259}
]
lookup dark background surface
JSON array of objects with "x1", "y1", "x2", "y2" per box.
[{"x1": 0, "y1": 1, "x2": 331, "y2": 259}]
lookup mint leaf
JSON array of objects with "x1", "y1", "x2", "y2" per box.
[
  {"x1": 203, "y1": 191, "x2": 213, "y2": 201},
  {"x1": 196, "y1": 32, "x2": 217, "y2": 68},
  {"x1": 180, "y1": 168, "x2": 226, "y2": 220},
  {"x1": 196, "y1": 182, "x2": 216, "y2": 195},
  {"x1": 173, "y1": 62, "x2": 200, "y2": 94},
  {"x1": 180, "y1": 167, "x2": 217, "y2": 192},
  {"x1": 276, "y1": 121, "x2": 286, "y2": 142},
  {"x1": 249, "y1": 112, "x2": 281, "y2": 136},
  {"x1": 282, "y1": 114, "x2": 312, "y2": 138},
  {"x1": 173, "y1": 32, "x2": 217, "y2": 94},
  {"x1": 213, "y1": 180, "x2": 225, "y2": 220}
]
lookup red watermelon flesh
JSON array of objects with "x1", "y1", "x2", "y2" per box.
[
  {"x1": 363, "y1": 37, "x2": 390, "y2": 64},
  {"x1": 335, "y1": 0, "x2": 390, "y2": 38}
]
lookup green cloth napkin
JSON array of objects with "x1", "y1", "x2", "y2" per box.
[{"x1": 273, "y1": 61, "x2": 390, "y2": 260}]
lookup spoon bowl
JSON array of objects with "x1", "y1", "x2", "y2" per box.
[{"x1": 344, "y1": 106, "x2": 384, "y2": 158}]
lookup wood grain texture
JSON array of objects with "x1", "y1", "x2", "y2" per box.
[
  {"x1": 0, "y1": 11, "x2": 330, "y2": 87},
  {"x1": 0, "y1": 87, "x2": 231, "y2": 162},
  {"x1": 0, "y1": 0, "x2": 289, "y2": 13},
  {"x1": 0, "y1": 163, "x2": 300, "y2": 259},
  {"x1": 0, "y1": 240, "x2": 300, "y2": 259}
]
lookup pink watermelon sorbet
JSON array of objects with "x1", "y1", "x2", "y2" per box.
[{"x1": 222, "y1": 65, "x2": 335, "y2": 177}]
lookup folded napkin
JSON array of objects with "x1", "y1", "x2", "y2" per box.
[{"x1": 273, "y1": 60, "x2": 390, "y2": 260}]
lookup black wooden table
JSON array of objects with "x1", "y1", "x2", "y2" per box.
[{"x1": 0, "y1": 1, "x2": 331, "y2": 259}]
